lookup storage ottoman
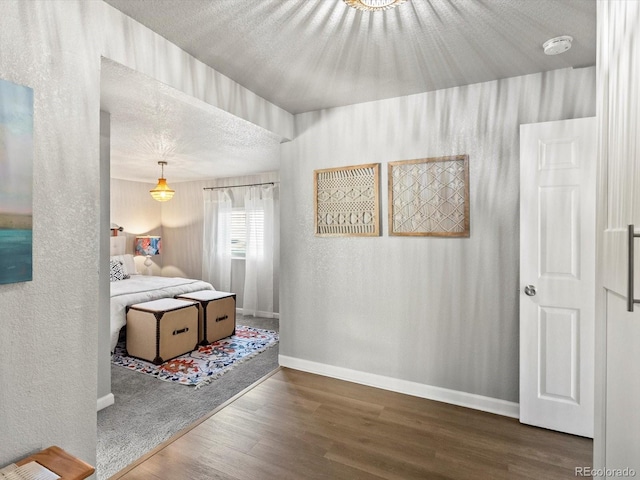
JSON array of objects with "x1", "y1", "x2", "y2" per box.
[
  {"x1": 175, "y1": 290, "x2": 236, "y2": 345},
  {"x1": 126, "y1": 298, "x2": 199, "y2": 365}
]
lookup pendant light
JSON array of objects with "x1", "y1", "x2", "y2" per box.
[
  {"x1": 343, "y1": 0, "x2": 408, "y2": 12},
  {"x1": 149, "y1": 161, "x2": 175, "y2": 202}
]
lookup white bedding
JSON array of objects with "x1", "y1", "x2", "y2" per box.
[{"x1": 110, "y1": 275, "x2": 214, "y2": 352}]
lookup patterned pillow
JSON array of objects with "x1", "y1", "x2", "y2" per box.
[{"x1": 109, "y1": 259, "x2": 129, "y2": 282}]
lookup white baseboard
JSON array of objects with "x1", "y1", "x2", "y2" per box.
[
  {"x1": 278, "y1": 355, "x2": 519, "y2": 419},
  {"x1": 236, "y1": 308, "x2": 279, "y2": 319},
  {"x1": 97, "y1": 393, "x2": 115, "y2": 411}
]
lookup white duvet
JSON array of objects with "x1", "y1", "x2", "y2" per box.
[{"x1": 110, "y1": 275, "x2": 214, "y2": 352}]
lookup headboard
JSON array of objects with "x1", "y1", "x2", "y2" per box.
[{"x1": 110, "y1": 236, "x2": 126, "y2": 256}]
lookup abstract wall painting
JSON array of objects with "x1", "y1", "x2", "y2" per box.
[
  {"x1": 388, "y1": 155, "x2": 470, "y2": 237},
  {"x1": 314, "y1": 163, "x2": 380, "y2": 237},
  {"x1": 0, "y1": 78, "x2": 33, "y2": 284}
]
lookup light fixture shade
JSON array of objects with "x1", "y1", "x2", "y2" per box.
[
  {"x1": 134, "y1": 236, "x2": 162, "y2": 256},
  {"x1": 343, "y1": 0, "x2": 408, "y2": 11},
  {"x1": 150, "y1": 161, "x2": 175, "y2": 202},
  {"x1": 150, "y1": 178, "x2": 175, "y2": 202}
]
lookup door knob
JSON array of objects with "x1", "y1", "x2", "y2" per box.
[{"x1": 524, "y1": 285, "x2": 537, "y2": 296}]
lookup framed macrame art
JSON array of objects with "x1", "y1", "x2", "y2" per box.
[
  {"x1": 314, "y1": 163, "x2": 381, "y2": 237},
  {"x1": 388, "y1": 155, "x2": 470, "y2": 237}
]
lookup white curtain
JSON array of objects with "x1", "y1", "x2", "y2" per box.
[
  {"x1": 243, "y1": 185, "x2": 274, "y2": 317},
  {"x1": 202, "y1": 189, "x2": 232, "y2": 292}
]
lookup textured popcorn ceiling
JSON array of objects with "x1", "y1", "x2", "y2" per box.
[
  {"x1": 104, "y1": 0, "x2": 596, "y2": 114},
  {"x1": 101, "y1": 0, "x2": 595, "y2": 182},
  {"x1": 101, "y1": 60, "x2": 282, "y2": 183}
]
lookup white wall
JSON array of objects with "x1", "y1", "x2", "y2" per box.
[
  {"x1": 0, "y1": 1, "x2": 100, "y2": 468},
  {"x1": 110, "y1": 178, "x2": 163, "y2": 276},
  {"x1": 280, "y1": 67, "x2": 596, "y2": 404},
  {"x1": 101, "y1": 3, "x2": 293, "y2": 140},
  {"x1": 98, "y1": 112, "x2": 112, "y2": 408}
]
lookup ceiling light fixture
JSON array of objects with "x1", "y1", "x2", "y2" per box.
[
  {"x1": 149, "y1": 161, "x2": 175, "y2": 202},
  {"x1": 543, "y1": 35, "x2": 573, "y2": 55},
  {"x1": 343, "y1": 0, "x2": 408, "y2": 12}
]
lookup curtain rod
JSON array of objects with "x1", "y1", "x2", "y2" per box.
[{"x1": 203, "y1": 181, "x2": 279, "y2": 191}]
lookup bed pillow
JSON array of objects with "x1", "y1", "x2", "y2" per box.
[
  {"x1": 109, "y1": 259, "x2": 129, "y2": 282},
  {"x1": 110, "y1": 254, "x2": 138, "y2": 276},
  {"x1": 120, "y1": 254, "x2": 138, "y2": 275}
]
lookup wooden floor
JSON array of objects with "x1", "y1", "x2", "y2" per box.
[{"x1": 112, "y1": 368, "x2": 592, "y2": 480}]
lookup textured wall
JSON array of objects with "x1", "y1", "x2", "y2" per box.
[
  {"x1": 101, "y1": 3, "x2": 294, "y2": 140},
  {"x1": 280, "y1": 67, "x2": 596, "y2": 403},
  {"x1": 110, "y1": 178, "x2": 163, "y2": 276},
  {"x1": 99, "y1": 112, "x2": 112, "y2": 406},
  {"x1": 0, "y1": 0, "x2": 100, "y2": 468}
]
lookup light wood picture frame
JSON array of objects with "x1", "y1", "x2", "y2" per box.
[
  {"x1": 314, "y1": 163, "x2": 381, "y2": 237},
  {"x1": 388, "y1": 155, "x2": 470, "y2": 237}
]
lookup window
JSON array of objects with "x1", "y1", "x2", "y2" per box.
[
  {"x1": 231, "y1": 208, "x2": 265, "y2": 258},
  {"x1": 230, "y1": 208, "x2": 246, "y2": 258}
]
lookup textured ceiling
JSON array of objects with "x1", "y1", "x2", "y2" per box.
[
  {"x1": 101, "y1": 0, "x2": 596, "y2": 183},
  {"x1": 104, "y1": 0, "x2": 596, "y2": 114},
  {"x1": 101, "y1": 60, "x2": 282, "y2": 183}
]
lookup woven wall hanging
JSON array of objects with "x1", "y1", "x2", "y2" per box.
[
  {"x1": 388, "y1": 155, "x2": 470, "y2": 237},
  {"x1": 314, "y1": 163, "x2": 381, "y2": 237}
]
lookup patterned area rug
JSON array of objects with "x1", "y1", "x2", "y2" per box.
[{"x1": 112, "y1": 325, "x2": 278, "y2": 387}]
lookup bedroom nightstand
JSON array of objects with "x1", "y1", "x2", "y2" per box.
[{"x1": 16, "y1": 445, "x2": 95, "y2": 479}]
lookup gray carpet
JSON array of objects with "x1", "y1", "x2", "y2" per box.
[{"x1": 96, "y1": 315, "x2": 279, "y2": 479}]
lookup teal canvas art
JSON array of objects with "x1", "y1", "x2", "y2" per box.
[{"x1": 0, "y1": 78, "x2": 33, "y2": 284}]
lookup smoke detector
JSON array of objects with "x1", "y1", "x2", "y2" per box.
[{"x1": 543, "y1": 36, "x2": 573, "y2": 55}]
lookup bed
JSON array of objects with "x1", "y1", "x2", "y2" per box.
[{"x1": 109, "y1": 254, "x2": 214, "y2": 352}]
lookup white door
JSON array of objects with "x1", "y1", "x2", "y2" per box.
[
  {"x1": 597, "y1": 1, "x2": 640, "y2": 473},
  {"x1": 520, "y1": 117, "x2": 596, "y2": 437}
]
